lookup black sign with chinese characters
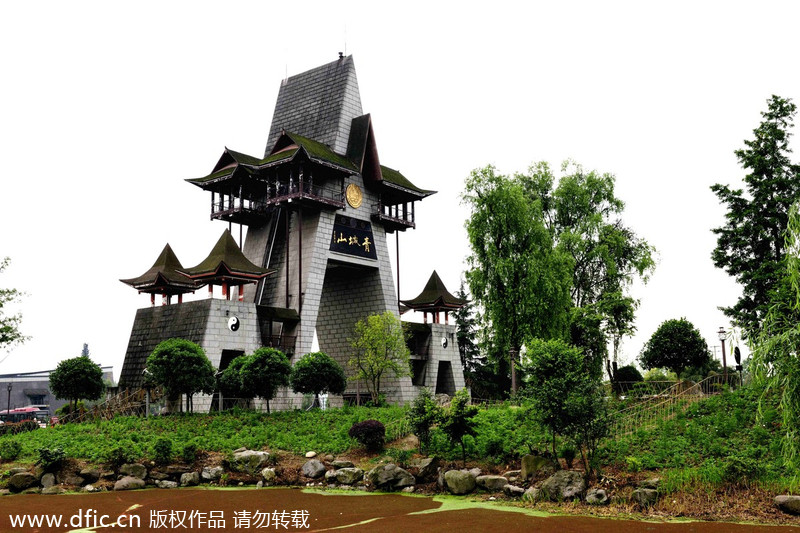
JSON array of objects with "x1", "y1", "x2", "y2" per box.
[{"x1": 329, "y1": 215, "x2": 377, "y2": 260}]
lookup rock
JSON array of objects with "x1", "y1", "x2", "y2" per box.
[
  {"x1": 367, "y1": 464, "x2": 415, "y2": 491},
  {"x1": 119, "y1": 463, "x2": 147, "y2": 480},
  {"x1": 586, "y1": 488, "x2": 609, "y2": 505},
  {"x1": 523, "y1": 487, "x2": 543, "y2": 502},
  {"x1": 541, "y1": 471, "x2": 586, "y2": 501},
  {"x1": 63, "y1": 475, "x2": 85, "y2": 486},
  {"x1": 437, "y1": 467, "x2": 445, "y2": 489},
  {"x1": 503, "y1": 470, "x2": 521, "y2": 479},
  {"x1": 180, "y1": 472, "x2": 200, "y2": 487},
  {"x1": 444, "y1": 470, "x2": 476, "y2": 495},
  {"x1": 100, "y1": 470, "x2": 116, "y2": 479},
  {"x1": 261, "y1": 468, "x2": 277, "y2": 485},
  {"x1": 165, "y1": 465, "x2": 191, "y2": 475},
  {"x1": 156, "y1": 480, "x2": 178, "y2": 489},
  {"x1": 202, "y1": 466, "x2": 224, "y2": 481},
  {"x1": 521, "y1": 455, "x2": 554, "y2": 481},
  {"x1": 476, "y1": 475, "x2": 510, "y2": 492},
  {"x1": 114, "y1": 476, "x2": 145, "y2": 491},
  {"x1": 324, "y1": 454, "x2": 335, "y2": 462},
  {"x1": 42, "y1": 486, "x2": 65, "y2": 495},
  {"x1": 467, "y1": 467, "x2": 481, "y2": 478},
  {"x1": 775, "y1": 495, "x2": 800, "y2": 516},
  {"x1": 631, "y1": 488, "x2": 659, "y2": 507},
  {"x1": 8, "y1": 472, "x2": 37, "y2": 492},
  {"x1": 21, "y1": 487, "x2": 41, "y2": 495},
  {"x1": 409, "y1": 457, "x2": 439, "y2": 482},
  {"x1": 41, "y1": 473, "x2": 56, "y2": 489},
  {"x1": 82, "y1": 484, "x2": 99, "y2": 493},
  {"x1": 231, "y1": 450, "x2": 271, "y2": 475},
  {"x1": 305, "y1": 451, "x2": 317, "y2": 459},
  {"x1": 149, "y1": 472, "x2": 170, "y2": 481},
  {"x1": 325, "y1": 470, "x2": 338, "y2": 483},
  {"x1": 332, "y1": 460, "x2": 355, "y2": 469},
  {"x1": 79, "y1": 468, "x2": 101, "y2": 483},
  {"x1": 638, "y1": 477, "x2": 661, "y2": 490},
  {"x1": 503, "y1": 484, "x2": 526, "y2": 497},
  {"x1": 302, "y1": 459, "x2": 327, "y2": 479},
  {"x1": 8, "y1": 467, "x2": 27, "y2": 475},
  {"x1": 335, "y1": 468, "x2": 364, "y2": 485},
  {"x1": 233, "y1": 447, "x2": 247, "y2": 453},
  {"x1": 401, "y1": 486, "x2": 415, "y2": 493}
]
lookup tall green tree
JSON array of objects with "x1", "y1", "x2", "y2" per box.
[
  {"x1": 349, "y1": 311, "x2": 411, "y2": 405},
  {"x1": 49, "y1": 354, "x2": 105, "y2": 414},
  {"x1": 290, "y1": 351, "x2": 347, "y2": 408},
  {"x1": 462, "y1": 166, "x2": 573, "y2": 393},
  {"x1": 639, "y1": 318, "x2": 711, "y2": 376},
  {"x1": 218, "y1": 354, "x2": 254, "y2": 407},
  {"x1": 240, "y1": 347, "x2": 292, "y2": 414},
  {"x1": 439, "y1": 388, "x2": 479, "y2": 465},
  {"x1": 0, "y1": 258, "x2": 29, "y2": 355},
  {"x1": 146, "y1": 338, "x2": 215, "y2": 412},
  {"x1": 520, "y1": 161, "x2": 655, "y2": 379},
  {"x1": 712, "y1": 95, "x2": 800, "y2": 337}
]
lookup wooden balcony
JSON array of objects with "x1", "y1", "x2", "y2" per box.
[{"x1": 371, "y1": 201, "x2": 415, "y2": 233}]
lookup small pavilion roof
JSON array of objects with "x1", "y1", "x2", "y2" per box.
[
  {"x1": 400, "y1": 271, "x2": 467, "y2": 312},
  {"x1": 180, "y1": 229, "x2": 274, "y2": 283},
  {"x1": 120, "y1": 244, "x2": 197, "y2": 295}
]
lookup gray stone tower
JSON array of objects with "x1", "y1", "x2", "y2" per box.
[{"x1": 120, "y1": 55, "x2": 466, "y2": 408}]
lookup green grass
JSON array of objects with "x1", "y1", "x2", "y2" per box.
[{"x1": 0, "y1": 405, "x2": 407, "y2": 464}]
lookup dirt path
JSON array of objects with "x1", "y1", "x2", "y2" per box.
[{"x1": 0, "y1": 488, "x2": 797, "y2": 532}]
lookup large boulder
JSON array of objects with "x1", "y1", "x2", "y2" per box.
[
  {"x1": 540, "y1": 471, "x2": 586, "y2": 501},
  {"x1": 302, "y1": 459, "x2": 327, "y2": 479},
  {"x1": 476, "y1": 475, "x2": 510, "y2": 492},
  {"x1": 79, "y1": 468, "x2": 101, "y2": 483},
  {"x1": 521, "y1": 455, "x2": 554, "y2": 481},
  {"x1": 202, "y1": 466, "x2": 224, "y2": 482},
  {"x1": 261, "y1": 468, "x2": 277, "y2": 485},
  {"x1": 332, "y1": 460, "x2": 354, "y2": 469},
  {"x1": 40, "y1": 473, "x2": 56, "y2": 489},
  {"x1": 7, "y1": 472, "x2": 37, "y2": 492},
  {"x1": 180, "y1": 472, "x2": 200, "y2": 487},
  {"x1": 230, "y1": 450, "x2": 271, "y2": 475},
  {"x1": 775, "y1": 495, "x2": 800, "y2": 516},
  {"x1": 114, "y1": 476, "x2": 145, "y2": 491},
  {"x1": 335, "y1": 468, "x2": 364, "y2": 485},
  {"x1": 631, "y1": 488, "x2": 659, "y2": 507},
  {"x1": 119, "y1": 463, "x2": 147, "y2": 480},
  {"x1": 408, "y1": 457, "x2": 440, "y2": 482},
  {"x1": 156, "y1": 480, "x2": 178, "y2": 489},
  {"x1": 586, "y1": 488, "x2": 609, "y2": 505},
  {"x1": 444, "y1": 470, "x2": 476, "y2": 495},
  {"x1": 367, "y1": 464, "x2": 415, "y2": 491},
  {"x1": 503, "y1": 484, "x2": 525, "y2": 497}
]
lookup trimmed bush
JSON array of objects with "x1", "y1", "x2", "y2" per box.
[
  {"x1": 152, "y1": 437, "x2": 173, "y2": 465},
  {"x1": 0, "y1": 440, "x2": 22, "y2": 461},
  {"x1": 349, "y1": 419, "x2": 385, "y2": 452}
]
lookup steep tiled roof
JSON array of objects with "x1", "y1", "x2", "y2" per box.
[
  {"x1": 266, "y1": 55, "x2": 363, "y2": 157},
  {"x1": 120, "y1": 244, "x2": 197, "y2": 294},
  {"x1": 181, "y1": 230, "x2": 274, "y2": 280},
  {"x1": 400, "y1": 271, "x2": 467, "y2": 310}
]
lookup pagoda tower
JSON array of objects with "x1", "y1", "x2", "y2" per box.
[{"x1": 120, "y1": 55, "x2": 461, "y2": 409}]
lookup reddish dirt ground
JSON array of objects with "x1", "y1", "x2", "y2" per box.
[{"x1": 0, "y1": 488, "x2": 798, "y2": 533}]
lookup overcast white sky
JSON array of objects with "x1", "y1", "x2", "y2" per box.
[{"x1": 2, "y1": 1, "x2": 798, "y2": 380}]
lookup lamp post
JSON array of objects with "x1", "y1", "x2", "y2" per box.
[
  {"x1": 6, "y1": 383, "x2": 11, "y2": 414},
  {"x1": 717, "y1": 327, "x2": 728, "y2": 384}
]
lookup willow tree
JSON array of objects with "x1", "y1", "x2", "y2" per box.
[
  {"x1": 462, "y1": 165, "x2": 572, "y2": 393},
  {"x1": 751, "y1": 202, "x2": 800, "y2": 469}
]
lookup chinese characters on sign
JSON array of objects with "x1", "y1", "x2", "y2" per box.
[
  {"x1": 148, "y1": 509, "x2": 310, "y2": 529},
  {"x1": 329, "y1": 215, "x2": 377, "y2": 260}
]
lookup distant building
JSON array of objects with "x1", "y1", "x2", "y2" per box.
[{"x1": 0, "y1": 367, "x2": 114, "y2": 413}]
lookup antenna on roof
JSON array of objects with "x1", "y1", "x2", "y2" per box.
[
  {"x1": 338, "y1": 52, "x2": 343, "y2": 60},
  {"x1": 344, "y1": 23, "x2": 347, "y2": 57}
]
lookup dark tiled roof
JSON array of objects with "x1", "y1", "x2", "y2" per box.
[
  {"x1": 120, "y1": 244, "x2": 197, "y2": 294},
  {"x1": 266, "y1": 55, "x2": 363, "y2": 157},
  {"x1": 401, "y1": 271, "x2": 467, "y2": 310},
  {"x1": 283, "y1": 131, "x2": 358, "y2": 173},
  {"x1": 181, "y1": 230, "x2": 274, "y2": 281},
  {"x1": 380, "y1": 165, "x2": 435, "y2": 198}
]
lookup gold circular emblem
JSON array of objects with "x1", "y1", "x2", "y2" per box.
[{"x1": 346, "y1": 183, "x2": 363, "y2": 209}]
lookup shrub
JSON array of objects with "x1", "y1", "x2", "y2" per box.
[
  {"x1": 348, "y1": 419, "x2": 385, "y2": 452},
  {"x1": 181, "y1": 442, "x2": 199, "y2": 464},
  {"x1": 560, "y1": 444, "x2": 577, "y2": 469},
  {"x1": 152, "y1": 437, "x2": 173, "y2": 465},
  {"x1": 37, "y1": 447, "x2": 66, "y2": 472},
  {"x1": 0, "y1": 440, "x2": 22, "y2": 461},
  {"x1": 104, "y1": 441, "x2": 137, "y2": 467},
  {"x1": 722, "y1": 454, "x2": 764, "y2": 486},
  {"x1": 407, "y1": 388, "x2": 441, "y2": 453}
]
